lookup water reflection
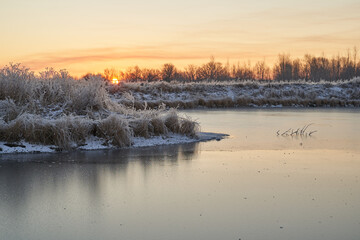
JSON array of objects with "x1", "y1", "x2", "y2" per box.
[
  {"x1": 0, "y1": 142, "x2": 199, "y2": 163},
  {"x1": 0, "y1": 142, "x2": 199, "y2": 218}
]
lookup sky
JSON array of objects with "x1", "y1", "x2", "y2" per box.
[{"x1": 0, "y1": 0, "x2": 359, "y2": 76}]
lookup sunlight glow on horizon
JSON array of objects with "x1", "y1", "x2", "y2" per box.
[
  {"x1": 0, "y1": 0, "x2": 359, "y2": 76},
  {"x1": 111, "y1": 78, "x2": 119, "y2": 85}
]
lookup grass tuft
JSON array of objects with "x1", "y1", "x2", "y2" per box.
[{"x1": 96, "y1": 114, "x2": 132, "y2": 147}]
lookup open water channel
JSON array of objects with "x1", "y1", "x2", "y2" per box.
[{"x1": 0, "y1": 109, "x2": 359, "y2": 240}]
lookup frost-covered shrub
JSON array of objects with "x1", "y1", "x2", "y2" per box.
[
  {"x1": 179, "y1": 117, "x2": 199, "y2": 137},
  {"x1": 0, "y1": 114, "x2": 93, "y2": 149},
  {"x1": 0, "y1": 64, "x2": 200, "y2": 150},
  {"x1": 0, "y1": 64, "x2": 115, "y2": 115},
  {"x1": 130, "y1": 118, "x2": 151, "y2": 138},
  {"x1": 164, "y1": 110, "x2": 180, "y2": 133},
  {"x1": 96, "y1": 114, "x2": 132, "y2": 147},
  {"x1": 0, "y1": 99, "x2": 23, "y2": 122},
  {"x1": 150, "y1": 117, "x2": 168, "y2": 135},
  {"x1": 0, "y1": 63, "x2": 35, "y2": 103},
  {"x1": 162, "y1": 110, "x2": 199, "y2": 136}
]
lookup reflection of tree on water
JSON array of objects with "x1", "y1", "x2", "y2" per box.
[
  {"x1": 0, "y1": 142, "x2": 199, "y2": 164},
  {"x1": 0, "y1": 142, "x2": 200, "y2": 214}
]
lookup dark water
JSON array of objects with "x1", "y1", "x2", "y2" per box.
[{"x1": 0, "y1": 109, "x2": 359, "y2": 240}]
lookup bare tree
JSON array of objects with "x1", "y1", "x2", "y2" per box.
[
  {"x1": 161, "y1": 63, "x2": 177, "y2": 82},
  {"x1": 354, "y1": 46, "x2": 358, "y2": 77},
  {"x1": 103, "y1": 68, "x2": 119, "y2": 81},
  {"x1": 197, "y1": 57, "x2": 227, "y2": 81},
  {"x1": 124, "y1": 66, "x2": 142, "y2": 82},
  {"x1": 142, "y1": 68, "x2": 160, "y2": 82},
  {"x1": 254, "y1": 60, "x2": 270, "y2": 80},
  {"x1": 184, "y1": 64, "x2": 197, "y2": 82},
  {"x1": 101, "y1": 47, "x2": 360, "y2": 82},
  {"x1": 292, "y1": 58, "x2": 302, "y2": 80},
  {"x1": 273, "y1": 54, "x2": 292, "y2": 81}
]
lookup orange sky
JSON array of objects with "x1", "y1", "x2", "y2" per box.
[{"x1": 1, "y1": 0, "x2": 359, "y2": 76}]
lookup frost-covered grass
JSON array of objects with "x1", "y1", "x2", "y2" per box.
[
  {"x1": 0, "y1": 64, "x2": 199, "y2": 152},
  {"x1": 110, "y1": 78, "x2": 360, "y2": 108}
]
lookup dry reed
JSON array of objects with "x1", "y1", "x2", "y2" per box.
[{"x1": 0, "y1": 64, "x2": 199, "y2": 150}]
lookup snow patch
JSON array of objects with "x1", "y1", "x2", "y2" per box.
[
  {"x1": 0, "y1": 141, "x2": 55, "y2": 154},
  {"x1": 0, "y1": 132, "x2": 227, "y2": 155}
]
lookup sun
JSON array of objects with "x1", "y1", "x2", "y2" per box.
[{"x1": 112, "y1": 78, "x2": 119, "y2": 84}]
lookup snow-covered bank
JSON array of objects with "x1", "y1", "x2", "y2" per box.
[
  {"x1": 111, "y1": 78, "x2": 360, "y2": 108},
  {"x1": 0, "y1": 64, "x2": 199, "y2": 151},
  {"x1": 0, "y1": 132, "x2": 227, "y2": 154}
]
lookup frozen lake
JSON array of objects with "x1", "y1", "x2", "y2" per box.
[{"x1": 0, "y1": 109, "x2": 359, "y2": 240}]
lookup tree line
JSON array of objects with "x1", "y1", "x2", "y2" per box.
[{"x1": 94, "y1": 48, "x2": 360, "y2": 82}]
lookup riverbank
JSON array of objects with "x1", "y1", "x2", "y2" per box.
[
  {"x1": 0, "y1": 64, "x2": 199, "y2": 152},
  {"x1": 0, "y1": 132, "x2": 227, "y2": 154},
  {"x1": 110, "y1": 78, "x2": 360, "y2": 109}
]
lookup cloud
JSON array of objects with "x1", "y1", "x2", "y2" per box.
[
  {"x1": 18, "y1": 46, "x2": 209, "y2": 70},
  {"x1": 18, "y1": 40, "x2": 274, "y2": 71},
  {"x1": 285, "y1": 33, "x2": 360, "y2": 45}
]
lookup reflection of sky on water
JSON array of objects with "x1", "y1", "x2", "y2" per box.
[{"x1": 183, "y1": 108, "x2": 360, "y2": 152}]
